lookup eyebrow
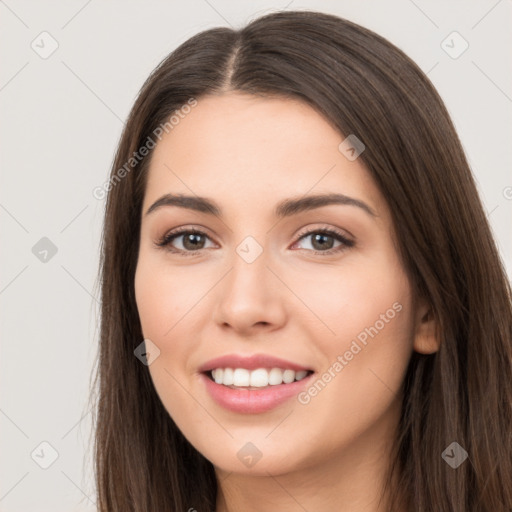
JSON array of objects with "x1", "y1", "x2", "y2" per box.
[{"x1": 144, "y1": 192, "x2": 377, "y2": 219}]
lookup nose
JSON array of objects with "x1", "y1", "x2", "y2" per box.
[{"x1": 212, "y1": 247, "x2": 287, "y2": 335}]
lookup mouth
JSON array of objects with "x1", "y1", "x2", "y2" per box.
[
  {"x1": 203, "y1": 367, "x2": 315, "y2": 390},
  {"x1": 200, "y1": 367, "x2": 315, "y2": 414}
]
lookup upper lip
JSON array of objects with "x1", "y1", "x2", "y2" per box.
[{"x1": 198, "y1": 354, "x2": 313, "y2": 373}]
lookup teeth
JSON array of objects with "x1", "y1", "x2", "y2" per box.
[
  {"x1": 210, "y1": 367, "x2": 311, "y2": 388},
  {"x1": 250, "y1": 368, "x2": 268, "y2": 387},
  {"x1": 233, "y1": 368, "x2": 250, "y2": 386},
  {"x1": 223, "y1": 368, "x2": 234, "y2": 385}
]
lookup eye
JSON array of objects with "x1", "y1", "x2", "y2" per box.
[
  {"x1": 155, "y1": 225, "x2": 354, "y2": 256},
  {"x1": 291, "y1": 227, "x2": 354, "y2": 255},
  {"x1": 155, "y1": 227, "x2": 215, "y2": 256}
]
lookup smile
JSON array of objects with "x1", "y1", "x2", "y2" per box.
[
  {"x1": 201, "y1": 369, "x2": 315, "y2": 414},
  {"x1": 208, "y1": 367, "x2": 313, "y2": 388}
]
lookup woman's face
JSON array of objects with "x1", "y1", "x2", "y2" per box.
[{"x1": 134, "y1": 92, "x2": 432, "y2": 476}]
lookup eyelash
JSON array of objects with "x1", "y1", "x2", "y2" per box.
[{"x1": 155, "y1": 226, "x2": 355, "y2": 257}]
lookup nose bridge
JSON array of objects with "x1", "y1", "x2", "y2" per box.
[
  {"x1": 213, "y1": 234, "x2": 285, "y2": 330},
  {"x1": 226, "y1": 235, "x2": 272, "y2": 301}
]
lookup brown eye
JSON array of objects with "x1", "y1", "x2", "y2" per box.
[
  {"x1": 156, "y1": 228, "x2": 214, "y2": 255},
  {"x1": 293, "y1": 228, "x2": 355, "y2": 255},
  {"x1": 180, "y1": 232, "x2": 207, "y2": 250}
]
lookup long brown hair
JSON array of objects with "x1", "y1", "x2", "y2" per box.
[{"x1": 89, "y1": 10, "x2": 512, "y2": 511}]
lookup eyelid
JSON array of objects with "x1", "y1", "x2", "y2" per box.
[{"x1": 293, "y1": 223, "x2": 354, "y2": 244}]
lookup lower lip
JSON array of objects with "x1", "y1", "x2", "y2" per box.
[{"x1": 200, "y1": 372, "x2": 314, "y2": 414}]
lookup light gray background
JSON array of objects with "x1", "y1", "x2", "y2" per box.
[{"x1": 1, "y1": 1, "x2": 511, "y2": 510}]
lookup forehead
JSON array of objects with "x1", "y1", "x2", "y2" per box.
[
  {"x1": 152, "y1": 92, "x2": 339, "y2": 160},
  {"x1": 143, "y1": 92, "x2": 384, "y2": 218}
]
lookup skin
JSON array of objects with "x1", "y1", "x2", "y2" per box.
[{"x1": 134, "y1": 92, "x2": 439, "y2": 512}]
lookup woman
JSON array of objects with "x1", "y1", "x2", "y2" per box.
[{"x1": 91, "y1": 10, "x2": 512, "y2": 511}]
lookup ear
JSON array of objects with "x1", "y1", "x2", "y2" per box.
[{"x1": 413, "y1": 300, "x2": 440, "y2": 355}]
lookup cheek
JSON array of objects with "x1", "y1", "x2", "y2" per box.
[
  {"x1": 135, "y1": 279, "x2": 167, "y2": 340},
  {"x1": 134, "y1": 257, "x2": 203, "y2": 421},
  {"x1": 134, "y1": 253, "x2": 202, "y2": 339},
  {"x1": 301, "y1": 252, "x2": 414, "y2": 400},
  {"x1": 291, "y1": 253, "x2": 412, "y2": 346},
  {"x1": 285, "y1": 263, "x2": 413, "y2": 457},
  {"x1": 134, "y1": 253, "x2": 213, "y2": 390}
]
